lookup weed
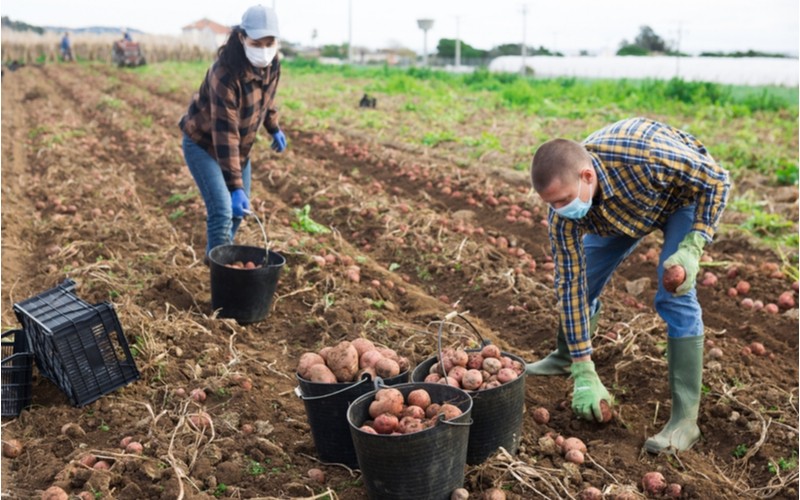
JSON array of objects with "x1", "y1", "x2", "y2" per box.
[
  {"x1": 701, "y1": 384, "x2": 711, "y2": 395},
  {"x1": 732, "y1": 443, "x2": 749, "y2": 458},
  {"x1": 213, "y1": 483, "x2": 228, "y2": 498},
  {"x1": 292, "y1": 205, "x2": 331, "y2": 234},
  {"x1": 167, "y1": 191, "x2": 197, "y2": 204},
  {"x1": 98, "y1": 420, "x2": 110, "y2": 432},
  {"x1": 388, "y1": 262, "x2": 401, "y2": 272},
  {"x1": 168, "y1": 209, "x2": 185, "y2": 221},
  {"x1": 371, "y1": 299, "x2": 385, "y2": 309},
  {"x1": 767, "y1": 452, "x2": 798, "y2": 474},
  {"x1": 246, "y1": 459, "x2": 266, "y2": 476}
]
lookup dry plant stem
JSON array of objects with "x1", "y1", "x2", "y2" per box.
[
  {"x1": 584, "y1": 452, "x2": 621, "y2": 484},
  {"x1": 488, "y1": 448, "x2": 576, "y2": 499}
]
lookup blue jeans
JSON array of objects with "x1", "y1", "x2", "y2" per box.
[
  {"x1": 584, "y1": 204, "x2": 703, "y2": 338},
  {"x1": 182, "y1": 134, "x2": 251, "y2": 257}
]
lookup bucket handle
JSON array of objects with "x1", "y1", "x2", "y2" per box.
[
  {"x1": 243, "y1": 209, "x2": 271, "y2": 260},
  {"x1": 295, "y1": 372, "x2": 372, "y2": 401},
  {"x1": 433, "y1": 311, "x2": 490, "y2": 378}
]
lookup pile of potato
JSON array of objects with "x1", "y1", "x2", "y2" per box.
[
  {"x1": 297, "y1": 338, "x2": 410, "y2": 383},
  {"x1": 357, "y1": 387, "x2": 463, "y2": 435},
  {"x1": 421, "y1": 345, "x2": 524, "y2": 391}
]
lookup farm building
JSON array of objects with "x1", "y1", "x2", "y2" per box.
[{"x1": 181, "y1": 18, "x2": 230, "y2": 50}]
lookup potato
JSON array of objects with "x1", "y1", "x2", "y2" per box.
[
  {"x1": 93, "y1": 460, "x2": 111, "y2": 470},
  {"x1": 401, "y1": 405, "x2": 426, "y2": 419},
  {"x1": 41, "y1": 486, "x2": 69, "y2": 500},
  {"x1": 351, "y1": 338, "x2": 376, "y2": 356},
  {"x1": 482, "y1": 357, "x2": 502, "y2": 375},
  {"x1": 359, "y1": 425, "x2": 378, "y2": 434},
  {"x1": 407, "y1": 389, "x2": 431, "y2": 409},
  {"x1": 749, "y1": 342, "x2": 766, "y2": 356},
  {"x1": 398, "y1": 416, "x2": 424, "y2": 434},
  {"x1": 2, "y1": 439, "x2": 22, "y2": 458},
  {"x1": 318, "y1": 346, "x2": 333, "y2": 361},
  {"x1": 425, "y1": 403, "x2": 441, "y2": 419},
  {"x1": 598, "y1": 400, "x2": 614, "y2": 423},
  {"x1": 662, "y1": 265, "x2": 686, "y2": 293},
  {"x1": 369, "y1": 388, "x2": 404, "y2": 418},
  {"x1": 397, "y1": 356, "x2": 410, "y2": 373},
  {"x1": 447, "y1": 365, "x2": 468, "y2": 383},
  {"x1": 449, "y1": 348, "x2": 469, "y2": 368},
  {"x1": 308, "y1": 468, "x2": 325, "y2": 484},
  {"x1": 736, "y1": 280, "x2": 751, "y2": 295},
  {"x1": 190, "y1": 388, "x2": 206, "y2": 402},
  {"x1": 356, "y1": 366, "x2": 377, "y2": 381},
  {"x1": 308, "y1": 364, "x2": 337, "y2": 383},
  {"x1": 451, "y1": 488, "x2": 469, "y2": 500},
  {"x1": 461, "y1": 369, "x2": 484, "y2": 391},
  {"x1": 125, "y1": 442, "x2": 143, "y2": 454},
  {"x1": 481, "y1": 344, "x2": 501, "y2": 359},
  {"x1": 424, "y1": 373, "x2": 441, "y2": 383},
  {"x1": 641, "y1": 471, "x2": 667, "y2": 496},
  {"x1": 579, "y1": 486, "x2": 603, "y2": 500},
  {"x1": 664, "y1": 483, "x2": 682, "y2": 498},
  {"x1": 561, "y1": 437, "x2": 587, "y2": 454},
  {"x1": 564, "y1": 449, "x2": 584, "y2": 464},
  {"x1": 327, "y1": 341, "x2": 360, "y2": 382},
  {"x1": 77, "y1": 454, "x2": 97, "y2": 467},
  {"x1": 439, "y1": 376, "x2": 460, "y2": 387},
  {"x1": 359, "y1": 350, "x2": 384, "y2": 369},
  {"x1": 297, "y1": 352, "x2": 325, "y2": 379},
  {"x1": 778, "y1": 291, "x2": 796, "y2": 309},
  {"x1": 438, "y1": 403, "x2": 462, "y2": 421},
  {"x1": 467, "y1": 352, "x2": 484, "y2": 369},
  {"x1": 375, "y1": 357, "x2": 401, "y2": 378},
  {"x1": 483, "y1": 488, "x2": 506, "y2": 500},
  {"x1": 496, "y1": 368, "x2": 517, "y2": 384},
  {"x1": 532, "y1": 407, "x2": 550, "y2": 425},
  {"x1": 378, "y1": 347, "x2": 399, "y2": 361},
  {"x1": 373, "y1": 413, "x2": 399, "y2": 434}
]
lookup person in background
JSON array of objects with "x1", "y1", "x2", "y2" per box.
[
  {"x1": 60, "y1": 32, "x2": 73, "y2": 62},
  {"x1": 179, "y1": 4, "x2": 286, "y2": 262},
  {"x1": 526, "y1": 117, "x2": 730, "y2": 453},
  {"x1": 122, "y1": 30, "x2": 132, "y2": 42}
]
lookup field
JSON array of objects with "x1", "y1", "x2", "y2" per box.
[{"x1": 1, "y1": 60, "x2": 798, "y2": 499}]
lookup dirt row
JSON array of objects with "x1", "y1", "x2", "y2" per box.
[{"x1": 1, "y1": 63, "x2": 798, "y2": 500}]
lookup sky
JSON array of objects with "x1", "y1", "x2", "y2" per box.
[{"x1": 2, "y1": 0, "x2": 798, "y2": 56}]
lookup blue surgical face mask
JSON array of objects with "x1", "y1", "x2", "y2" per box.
[{"x1": 553, "y1": 177, "x2": 592, "y2": 220}]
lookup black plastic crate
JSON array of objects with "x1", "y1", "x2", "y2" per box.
[
  {"x1": 13, "y1": 280, "x2": 140, "y2": 407},
  {"x1": 1, "y1": 329, "x2": 34, "y2": 417}
]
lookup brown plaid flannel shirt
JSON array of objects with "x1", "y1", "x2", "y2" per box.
[{"x1": 180, "y1": 58, "x2": 281, "y2": 190}]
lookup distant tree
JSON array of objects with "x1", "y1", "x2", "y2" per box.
[
  {"x1": 617, "y1": 44, "x2": 649, "y2": 56},
  {"x1": 320, "y1": 44, "x2": 348, "y2": 59},
  {"x1": 617, "y1": 25, "x2": 671, "y2": 56},
  {"x1": 700, "y1": 49, "x2": 790, "y2": 58},
  {"x1": 436, "y1": 38, "x2": 487, "y2": 59},
  {"x1": 1, "y1": 16, "x2": 44, "y2": 34},
  {"x1": 487, "y1": 43, "x2": 562, "y2": 57}
]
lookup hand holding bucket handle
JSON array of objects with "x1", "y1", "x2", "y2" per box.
[{"x1": 242, "y1": 209, "x2": 271, "y2": 264}]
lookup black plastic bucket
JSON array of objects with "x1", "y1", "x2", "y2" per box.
[
  {"x1": 411, "y1": 313, "x2": 526, "y2": 465},
  {"x1": 208, "y1": 245, "x2": 285, "y2": 324},
  {"x1": 296, "y1": 370, "x2": 409, "y2": 467},
  {"x1": 347, "y1": 382, "x2": 472, "y2": 500}
]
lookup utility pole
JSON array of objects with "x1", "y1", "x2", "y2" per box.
[
  {"x1": 455, "y1": 16, "x2": 461, "y2": 67},
  {"x1": 520, "y1": 4, "x2": 528, "y2": 75},
  {"x1": 348, "y1": 0, "x2": 353, "y2": 63},
  {"x1": 675, "y1": 21, "x2": 683, "y2": 78}
]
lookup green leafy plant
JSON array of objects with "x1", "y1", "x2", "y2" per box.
[
  {"x1": 732, "y1": 443, "x2": 749, "y2": 458},
  {"x1": 213, "y1": 483, "x2": 228, "y2": 498},
  {"x1": 292, "y1": 205, "x2": 331, "y2": 234},
  {"x1": 246, "y1": 459, "x2": 266, "y2": 476}
]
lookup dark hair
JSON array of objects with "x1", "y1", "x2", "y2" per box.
[
  {"x1": 217, "y1": 26, "x2": 249, "y2": 78},
  {"x1": 530, "y1": 138, "x2": 591, "y2": 192}
]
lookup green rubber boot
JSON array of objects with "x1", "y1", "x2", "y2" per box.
[
  {"x1": 644, "y1": 335, "x2": 704, "y2": 453},
  {"x1": 526, "y1": 308, "x2": 601, "y2": 376}
]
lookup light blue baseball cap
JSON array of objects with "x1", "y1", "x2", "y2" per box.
[{"x1": 241, "y1": 5, "x2": 279, "y2": 39}]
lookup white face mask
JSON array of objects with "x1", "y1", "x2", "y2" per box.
[{"x1": 243, "y1": 43, "x2": 277, "y2": 68}]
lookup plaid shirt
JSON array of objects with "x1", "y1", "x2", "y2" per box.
[
  {"x1": 180, "y1": 59, "x2": 281, "y2": 190},
  {"x1": 547, "y1": 117, "x2": 730, "y2": 357}
]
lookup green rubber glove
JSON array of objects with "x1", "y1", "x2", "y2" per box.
[
  {"x1": 571, "y1": 361, "x2": 612, "y2": 422},
  {"x1": 663, "y1": 231, "x2": 706, "y2": 296}
]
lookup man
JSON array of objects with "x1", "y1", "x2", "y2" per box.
[
  {"x1": 526, "y1": 117, "x2": 729, "y2": 453},
  {"x1": 60, "y1": 32, "x2": 73, "y2": 62}
]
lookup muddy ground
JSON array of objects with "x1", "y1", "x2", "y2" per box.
[{"x1": 1, "y1": 63, "x2": 798, "y2": 499}]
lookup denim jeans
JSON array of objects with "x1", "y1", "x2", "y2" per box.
[
  {"x1": 182, "y1": 134, "x2": 251, "y2": 257},
  {"x1": 583, "y1": 204, "x2": 703, "y2": 338}
]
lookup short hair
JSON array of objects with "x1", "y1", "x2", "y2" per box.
[{"x1": 530, "y1": 138, "x2": 592, "y2": 192}]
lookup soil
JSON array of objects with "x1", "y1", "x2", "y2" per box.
[{"x1": 1, "y1": 63, "x2": 798, "y2": 500}]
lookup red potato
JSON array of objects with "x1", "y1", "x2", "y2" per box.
[
  {"x1": 461, "y1": 369, "x2": 484, "y2": 391},
  {"x1": 482, "y1": 357, "x2": 502, "y2": 375},
  {"x1": 700, "y1": 271, "x2": 718, "y2": 287},
  {"x1": 378, "y1": 347, "x2": 400, "y2": 362},
  {"x1": 425, "y1": 403, "x2": 442, "y2": 419},
  {"x1": 375, "y1": 357, "x2": 401, "y2": 378},
  {"x1": 351, "y1": 338, "x2": 376, "y2": 356},
  {"x1": 359, "y1": 425, "x2": 378, "y2": 434},
  {"x1": 369, "y1": 388, "x2": 404, "y2": 418},
  {"x1": 451, "y1": 488, "x2": 470, "y2": 500},
  {"x1": 741, "y1": 297, "x2": 754, "y2": 309},
  {"x1": 407, "y1": 389, "x2": 431, "y2": 409},
  {"x1": 662, "y1": 265, "x2": 686, "y2": 293},
  {"x1": 438, "y1": 403, "x2": 462, "y2": 420},
  {"x1": 77, "y1": 454, "x2": 97, "y2": 468},
  {"x1": 190, "y1": 388, "x2": 206, "y2": 402},
  {"x1": 41, "y1": 486, "x2": 69, "y2": 500},
  {"x1": 318, "y1": 346, "x2": 333, "y2": 362},
  {"x1": 2, "y1": 439, "x2": 23, "y2": 458},
  {"x1": 598, "y1": 400, "x2": 614, "y2": 423},
  {"x1": 398, "y1": 416, "x2": 425, "y2": 434},
  {"x1": 727, "y1": 287, "x2": 739, "y2": 297},
  {"x1": 93, "y1": 460, "x2": 111, "y2": 470},
  {"x1": 579, "y1": 486, "x2": 603, "y2": 500},
  {"x1": 397, "y1": 356, "x2": 411, "y2": 373},
  {"x1": 439, "y1": 376, "x2": 460, "y2": 387},
  {"x1": 119, "y1": 436, "x2": 133, "y2": 449},
  {"x1": 125, "y1": 442, "x2": 143, "y2": 454},
  {"x1": 736, "y1": 280, "x2": 751, "y2": 295},
  {"x1": 77, "y1": 492, "x2": 94, "y2": 500},
  {"x1": 764, "y1": 303, "x2": 780, "y2": 314},
  {"x1": 532, "y1": 407, "x2": 550, "y2": 425},
  {"x1": 467, "y1": 352, "x2": 484, "y2": 369},
  {"x1": 496, "y1": 368, "x2": 517, "y2": 384},
  {"x1": 373, "y1": 413, "x2": 399, "y2": 434},
  {"x1": 749, "y1": 342, "x2": 766, "y2": 356},
  {"x1": 297, "y1": 352, "x2": 326, "y2": 379},
  {"x1": 308, "y1": 468, "x2": 325, "y2": 484},
  {"x1": 447, "y1": 365, "x2": 468, "y2": 383},
  {"x1": 483, "y1": 487, "x2": 506, "y2": 500},
  {"x1": 424, "y1": 373, "x2": 441, "y2": 383},
  {"x1": 708, "y1": 347, "x2": 724, "y2": 359},
  {"x1": 359, "y1": 350, "x2": 384, "y2": 369},
  {"x1": 307, "y1": 364, "x2": 337, "y2": 383},
  {"x1": 327, "y1": 341, "x2": 360, "y2": 382},
  {"x1": 481, "y1": 344, "x2": 502, "y2": 359},
  {"x1": 664, "y1": 483, "x2": 682, "y2": 498},
  {"x1": 641, "y1": 471, "x2": 667, "y2": 496},
  {"x1": 778, "y1": 291, "x2": 796, "y2": 309},
  {"x1": 401, "y1": 405, "x2": 426, "y2": 419},
  {"x1": 561, "y1": 437, "x2": 587, "y2": 454},
  {"x1": 565, "y1": 449, "x2": 584, "y2": 464}
]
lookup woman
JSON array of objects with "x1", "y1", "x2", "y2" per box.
[{"x1": 179, "y1": 5, "x2": 286, "y2": 262}]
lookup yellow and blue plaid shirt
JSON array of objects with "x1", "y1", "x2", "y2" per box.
[{"x1": 547, "y1": 117, "x2": 730, "y2": 357}]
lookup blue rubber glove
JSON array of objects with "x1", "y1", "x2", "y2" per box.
[
  {"x1": 663, "y1": 231, "x2": 706, "y2": 296},
  {"x1": 571, "y1": 360, "x2": 612, "y2": 422},
  {"x1": 271, "y1": 130, "x2": 287, "y2": 152},
  {"x1": 231, "y1": 189, "x2": 249, "y2": 218}
]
